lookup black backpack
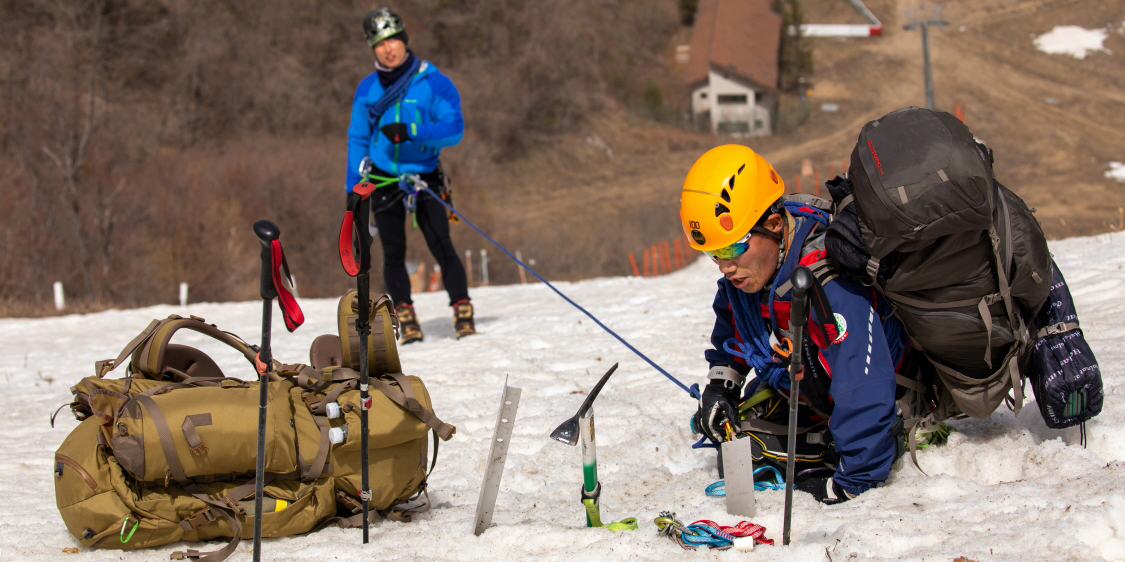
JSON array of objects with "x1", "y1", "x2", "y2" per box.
[{"x1": 824, "y1": 107, "x2": 1067, "y2": 430}]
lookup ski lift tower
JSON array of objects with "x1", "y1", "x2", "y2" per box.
[{"x1": 904, "y1": 5, "x2": 949, "y2": 110}]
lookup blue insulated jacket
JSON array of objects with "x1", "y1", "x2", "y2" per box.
[
  {"x1": 705, "y1": 220, "x2": 905, "y2": 497},
  {"x1": 346, "y1": 60, "x2": 464, "y2": 191}
]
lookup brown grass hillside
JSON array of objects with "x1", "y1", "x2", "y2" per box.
[{"x1": 2, "y1": 0, "x2": 1123, "y2": 315}]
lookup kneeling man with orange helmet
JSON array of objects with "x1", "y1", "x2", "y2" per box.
[{"x1": 682, "y1": 145, "x2": 907, "y2": 504}]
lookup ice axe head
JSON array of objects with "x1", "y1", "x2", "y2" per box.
[{"x1": 549, "y1": 363, "x2": 619, "y2": 446}]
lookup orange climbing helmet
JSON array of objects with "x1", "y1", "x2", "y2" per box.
[{"x1": 679, "y1": 145, "x2": 785, "y2": 252}]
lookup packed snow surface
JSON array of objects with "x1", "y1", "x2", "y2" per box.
[
  {"x1": 2, "y1": 232, "x2": 1124, "y2": 561},
  {"x1": 1034, "y1": 25, "x2": 1111, "y2": 59},
  {"x1": 1108, "y1": 162, "x2": 1125, "y2": 183}
]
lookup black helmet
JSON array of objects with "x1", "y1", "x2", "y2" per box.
[{"x1": 363, "y1": 8, "x2": 405, "y2": 47}]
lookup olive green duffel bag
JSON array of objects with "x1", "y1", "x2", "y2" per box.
[{"x1": 54, "y1": 293, "x2": 454, "y2": 561}]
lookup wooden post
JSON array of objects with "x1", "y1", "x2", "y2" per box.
[
  {"x1": 643, "y1": 247, "x2": 650, "y2": 277},
  {"x1": 480, "y1": 249, "x2": 490, "y2": 286},
  {"x1": 465, "y1": 250, "x2": 473, "y2": 286},
  {"x1": 179, "y1": 282, "x2": 189, "y2": 306},
  {"x1": 53, "y1": 281, "x2": 65, "y2": 311},
  {"x1": 629, "y1": 252, "x2": 640, "y2": 276},
  {"x1": 515, "y1": 250, "x2": 528, "y2": 283}
]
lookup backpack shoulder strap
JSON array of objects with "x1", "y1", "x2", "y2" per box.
[{"x1": 127, "y1": 315, "x2": 257, "y2": 380}]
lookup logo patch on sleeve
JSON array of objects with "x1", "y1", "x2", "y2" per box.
[{"x1": 828, "y1": 313, "x2": 849, "y2": 344}]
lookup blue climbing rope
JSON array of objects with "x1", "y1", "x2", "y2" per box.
[
  {"x1": 705, "y1": 466, "x2": 786, "y2": 496},
  {"x1": 398, "y1": 174, "x2": 698, "y2": 399}
]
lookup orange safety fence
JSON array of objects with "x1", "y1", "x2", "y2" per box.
[{"x1": 630, "y1": 236, "x2": 698, "y2": 277}]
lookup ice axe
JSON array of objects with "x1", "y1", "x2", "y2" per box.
[
  {"x1": 550, "y1": 363, "x2": 618, "y2": 446},
  {"x1": 550, "y1": 363, "x2": 637, "y2": 531}
]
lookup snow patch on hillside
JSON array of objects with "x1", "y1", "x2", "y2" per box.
[{"x1": 1034, "y1": 26, "x2": 1111, "y2": 59}]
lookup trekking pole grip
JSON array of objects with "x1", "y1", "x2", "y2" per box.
[
  {"x1": 254, "y1": 220, "x2": 280, "y2": 300},
  {"x1": 788, "y1": 266, "x2": 813, "y2": 380}
]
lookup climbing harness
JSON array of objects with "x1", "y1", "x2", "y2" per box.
[
  {"x1": 705, "y1": 466, "x2": 786, "y2": 496},
  {"x1": 654, "y1": 511, "x2": 773, "y2": 550}
]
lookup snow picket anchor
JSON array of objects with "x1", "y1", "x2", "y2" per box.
[{"x1": 550, "y1": 363, "x2": 637, "y2": 531}]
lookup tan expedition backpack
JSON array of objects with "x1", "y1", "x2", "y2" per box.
[{"x1": 53, "y1": 290, "x2": 454, "y2": 561}]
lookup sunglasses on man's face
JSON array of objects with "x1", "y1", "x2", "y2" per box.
[{"x1": 704, "y1": 230, "x2": 754, "y2": 261}]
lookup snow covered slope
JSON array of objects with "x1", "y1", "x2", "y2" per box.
[{"x1": 2, "y1": 232, "x2": 1123, "y2": 561}]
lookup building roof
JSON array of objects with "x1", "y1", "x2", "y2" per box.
[{"x1": 686, "y1": 0, "x2": 781, "y2": 92}]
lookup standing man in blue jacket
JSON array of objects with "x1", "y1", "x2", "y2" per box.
[
  {"x1": 681, "y1": 145, "x2": 906, "y2": 503},
  {"x1": 347, "y1": 7, "x2": 473, "y2": 344}
]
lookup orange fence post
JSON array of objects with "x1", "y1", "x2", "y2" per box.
[
  {"x1": 629, "y1": 252, "x2": 640, "y2": 277},
  {"x1": 673, "y1": 239, "x2": 685, "y2": 270},
  {"x1": 652, "y1": 244, "x2": 661, "y2": 275},
  {"x1": 829, "y1": 164, "x2": 836, "y2": 178},
  {"x1": 842, "y1": 159, "x2": 848, "y2": 174},
  {"x1": 794, "y1": 175, "x2": 802, "y2": 194},
  {"x1": 643, "y1": 247, "x2": 650, "y2": 277},
  {"x1": 814, "y1": 169, "x2": 821, "y2": 197},
  {"x1": 661, "y1": 241, "x2": 672, "y2": 273}
]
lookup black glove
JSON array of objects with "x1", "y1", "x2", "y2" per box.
[
  {"x1": 380, "y1": 123, "x2": 411, "y2": 144},
  {"x1": 698, "y1": 379, "x2": 741, "y2": 444},
  {"x1": 795, "y1": 476, "x2": 852, "y2": 505}
]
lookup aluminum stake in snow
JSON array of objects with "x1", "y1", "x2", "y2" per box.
[{"x1": 473, "y1": 377, "x2": 521, "y2": 536}]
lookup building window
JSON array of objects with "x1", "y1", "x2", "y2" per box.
[
  {"x1": 755, "y1": 92, "x2": 764, "y2": 103},
  {"x1": 717, "y1": 121, "x2": 751, "y2": 134},
  {"x1": 717, "y1": 94, "x2": 748, "y2": 104},
  {"x1": 700, "y1": 92, "x2": 707, "y2": 99}
]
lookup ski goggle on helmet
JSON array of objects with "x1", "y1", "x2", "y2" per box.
[
  {"x1": 363, "y1": 8, "x2": 405, "y2": 47},
  {"x1": 679, "y1": 145, "x2": 784, "y2": 261}
]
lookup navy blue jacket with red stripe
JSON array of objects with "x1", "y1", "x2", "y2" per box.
[{"x1": 705, "y1": 216, "x2": 905, "y2": 496}]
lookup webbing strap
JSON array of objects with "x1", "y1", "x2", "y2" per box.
[
  {"x1": 95, "y1": 319, "x2": 160, "y2": 377},
  {"x1": 894, "y1": 374, "x2": 926, "y2": 394},
  {"x1": 373, "y1": 373, "x2": 456, "y2": 440},
  {"x1": 977, "y1": 298, "x2": 994, "y2": 369},
  {"x1": 181, "y1": 414, "x2": 212, "y2": 454},
  {"x1": 134, "y1": 394, "x2": 189, "y2": 486},
  {"x1": 171, "y1": 502, "x2": 242, "y2": 561},
  {"x1": 883, "y1": 290, "x2": 999, "y2": 310},
  {"x1": 301, "y1": 416, "x2": 332, "y2": 481},
  {"x1": 1037, "y1": 321, "x2": 1080, "y2": 338}
]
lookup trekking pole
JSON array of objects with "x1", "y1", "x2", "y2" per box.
[
  {"x1": 782, "y1": 266, "x2": 813, "y2": 546},
  {"x1": 252, "y1": 220, "x2": 305, "y2": 562},
  {"x1": 252, "y1": 221, "x2": 276, "y2": 562},
  {"x1": 338, "y1": 182, "x2": 378, "y2": 542}
]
